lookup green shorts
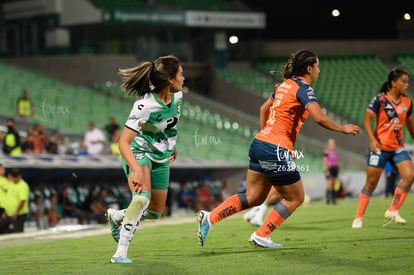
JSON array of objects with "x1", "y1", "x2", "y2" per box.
[{"x1": 121, "y1": 151, "x2": 170, "y2": 190}]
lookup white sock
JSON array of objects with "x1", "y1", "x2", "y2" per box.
[
  {"x1": 113, "y1": 196, "x2": 149, "y2": 257},
  {"x1": 128, "y1": 210, "x2": 145, "y2": 243}
]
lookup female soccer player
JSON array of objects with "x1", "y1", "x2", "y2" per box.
[
  {"x1": 352, "y1": 66, "x2": 414, "y2": 228},
  {"x1": 197, "y1": 49, "x2": 360, "y2": 248},
  {"x1": 108, "y1": 55, "x2": 184, "y2": 263}
]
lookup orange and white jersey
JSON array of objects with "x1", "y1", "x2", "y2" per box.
[
  {"x1": 256, "y1": 77, "x2": 318, "y2": 152},
  {"x1": 367, "y1": 92, "x2": 413, "y2": 151}
]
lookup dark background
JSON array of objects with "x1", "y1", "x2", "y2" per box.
[{"x1": 243, "y1": 1, "x2": 414, "y2": 39}]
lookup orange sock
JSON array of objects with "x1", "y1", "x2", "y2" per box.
[
  {"x1": 389, "y1": 186, "x2": 408, "y2": 211},
  {"x1": 355, "y1": 190, "x2": 372, "y2": 219},
  {"x1": 210, "y1": 194, "x2": 244, "y2": 224},
  {"x1": 256, "y1": 208, "x2": 285, "y2": 237}
]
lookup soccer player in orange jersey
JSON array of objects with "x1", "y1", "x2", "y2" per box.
[
  {"x1": 197, "y1": 49, "x2": 360, "y2": 248},
  {"x1": 352, "y1": 66, "x2": 414, "y2": 228}
]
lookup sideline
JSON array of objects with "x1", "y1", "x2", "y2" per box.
[{"x1": 0, "y1": 215, "x2": 197, "y2": 247}]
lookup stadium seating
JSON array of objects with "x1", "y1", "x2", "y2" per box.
[
  {"x1": 257, "y1": 54, "x2": 390, "y2": 125},
  {"x1": 394, "y1": 53, "x2": 414, "y2": 143},
  {"x1": 0, "y1": 61, "x2": 254, "y2": 165},
  {"x1": 395, "y1": 53, "x2": 414, "y2": 75},
  {"x1": 0, "y1": 60, "x2": 130, "y2": 135}
]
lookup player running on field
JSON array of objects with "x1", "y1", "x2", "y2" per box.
[
  {"x1": 107, "y1": 55, "x2": 184, "y2": 263},
  {"x1": 197, "y1": 49, "x2": 360, "y2": 248}
]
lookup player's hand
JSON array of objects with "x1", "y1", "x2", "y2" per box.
[
  {"x1": 369, "y1": 139, "x2": 380, "y2": 154},
  {"x1": 343, "y1": 124, "x2": 360, "y2": 135},
  {"x1": 128, "y1": 171, "x2": 143, "y2": 193},
  {"x1": 169, "y1": 148, "x2": 177, "y2": 162}
]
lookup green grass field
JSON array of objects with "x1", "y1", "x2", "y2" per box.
[{"x1": 1, "y1": 195, "x2": 414, "y2": 275}]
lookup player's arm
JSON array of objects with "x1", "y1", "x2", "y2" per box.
[
  {"x1": 405, "y1": 102, "x2": 414, "y2": 139},
  {"x1": 118, "y1": 127, "x2": 146, "y2": 193},
  {"x1": 307, "y1": 102, "x2": 359, "y2": 135},
  {"x1": 405, "y1": 115, "x2": 414, "y2": 139},
  {"x1": 363, "y1": 110, "x2": 379, "y2": 153},
  {"x1": 259, "y1": 97, "x2": 273, "y2": 129}
]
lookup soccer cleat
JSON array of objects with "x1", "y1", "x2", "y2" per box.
[
  {"x1": 249, "y1": 232, "x2": 282, "y2": 249},
  {"x1": 249, "y1": 216, "x2": 263, "y2": 227},
  {"x1": 197, "y1": 210, "x2": 212, "y2": 246},
  {"x1": 110, "y1": 256, "x2": 132, "y2": 264},
  {"x1": 384, "y1": 210, "x2": 406, "y2": 224},
  {"x1": 243, "y1": 208, "x2": 258, "y2": 222},
  {"x1": 106, "y1": 208, "x2": 121, "y2": 243},
  {"x1": 352, "y1": 218, "x2": 363, "y2": 228}
]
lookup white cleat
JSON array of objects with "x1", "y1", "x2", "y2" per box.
[
  {"x1": 249, "y1": 217, "x2": 263, "y2": 227},
  {"x1": 384, "y1": 210, "x2": 406, "y2": 224},
  {"x1": 352, "y1": 218, "x2": 363, "y2": 228},
  {"x1": 243, "y1": 208, "x2": 258, "y2": 222},
  {"x1": 248, "y1": 232, "x2": 282, "y2": 249}
]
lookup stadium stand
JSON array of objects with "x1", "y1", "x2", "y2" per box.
[
  {"x1": 395, "y1": 53, "x2": 414, "y2": 75},
  {"x1": 257, "y1": 54, "x2": 390, "y2": 125},
  {"x1": 0, "y1": 60, "x2": 255, "y2": 165}
]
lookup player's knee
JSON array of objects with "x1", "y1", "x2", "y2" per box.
[{"x1": 403, "y1": 170, "x2": 414, "y2": 184}]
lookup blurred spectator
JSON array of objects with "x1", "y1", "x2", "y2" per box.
[
  {"x1": 0, "y1": 163, "x2": 9, "y2": 218},
  {"x1": 59, "y1": 186, "x2": 87, "y2": 224},
  {"x1": 16, "y1": 89, "x2": 34, "y2": 122},
  {"x1": 33, "y1": 124, "x2": 49, "y2": 154},
  {"x1": 104, "y1": 116, "x2": 120, "y2": 141},
  {"x1": 384, "y1": 161, "x2": 399, "y2": 198},
  {"x1": 96, "y1": 187, "x2": 109, "y2": 223},
  {"x1": 195, "y1": 183, "x2": 213, "y2": 211},
  {"x1": 21, "y1": 125, "x2": 48, "y2": 155},
  {"x1": 82, "y1": 186, "x2": 107, "y2": 224},
  {"x1": 110, "y1": 129, "x2": 121, "y2": 158},
  {"x1": 57, "y1": 136, "x2": 72, "y2": 155},
  {"x1": 31, "y1": 126, "x2": 47, "y2": 154},
  {"x1": 0, "y1": 168, "x2": 30, "y2": 233},
  {"x1": 176, "y1": 182, "x2": 196, "y2": 210},
  {"x1": 238, "y1": 177, "x2": 246, "y2": 193},
  {"x1": 21, "y1": 127, "x2": 35, "y2": 154},
  {"x1": 29, "y1": 193, "x2": 48, "y2": 230},
  {"x1": 323, "y1": 138, "x2": 340, "y2": 204},
  {"x1": 163, "y1": 185, "x2": 174, "y2": 217},
  {"x1": 217, "y1": 180, "x2": 231, "y2": 203},
  {"x1": 82, "y1": 121, "x2": 106, "y2": 155},
  {"x1": 334, "y1": 178, "x2": 353, "y2": 199},
  {"x1": 44, "y1": 193, "x2": 62, "y2": 227},
  {"x1": 104, "y1": 129, "x2": 121, "y2": 158},
  {"x1": 46, "y1": 130, "x2": 60, "y2": 154},
  {"x1": 2, "y1": 118, "x2": 22, "y2": 156}
]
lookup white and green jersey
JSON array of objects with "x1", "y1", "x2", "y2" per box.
[{"x1": 124, "y1": 91, "x2": 182, "y2": 163}]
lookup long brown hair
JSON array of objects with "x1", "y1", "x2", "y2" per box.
[{"x1": 119, "y1": 55, "x2": 181, "y2": 97}]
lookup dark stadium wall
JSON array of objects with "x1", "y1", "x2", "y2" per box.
[
  {"x1": 3, "y1": 54, "x2": 138, "y2": 87},
  {"x1": 261, "y1": 39, "x2": 414, "y2": 62}
]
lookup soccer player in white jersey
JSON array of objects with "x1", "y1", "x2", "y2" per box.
[{"x1": 107, "y1": 55, "x2": 184, "y2": 264}]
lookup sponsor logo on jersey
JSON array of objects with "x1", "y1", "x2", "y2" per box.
[
  {"x1": 135, "y1": 152, "x2": 145, "y2": 160},
  {"x1": 384, "y1": 103, "x2": 393, "y2": 110}
]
